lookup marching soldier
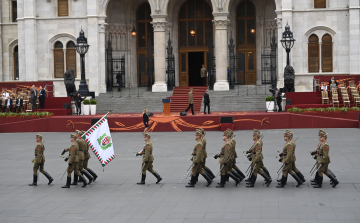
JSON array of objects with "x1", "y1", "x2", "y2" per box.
[
  {"x1": 311, "y1": 130, "x2": 339, "y2": 188},
  {"x1": 61, "y1": 134, "x2": 87, "y2": 188},
  {"x1": 277, "y1": 130, "x2": 303, "y2": 188},
  {"x1": 198, "y1": 128, "x2": 216, "y2": 180},
  {"x1": 186, "y1": 129, "x2": 212, "y2": 187},
  {"x1": 227, "y1": 129, "x2": 245, "y2": 182},
  {"x1": 136, "y1": 133, "x2": 162, "y2": 184},
  {"x1": 71, "y1": 130, "x2": 93, "y2": 185},
  {"x1": 246, "y1": 129, "x2": 271, "y2": 187},
  {"x1": 81, "y1": 130, "x2": 98, "y2": 181},
  {"x1": 29, "y1": 134, "x2": 54, "y2": 186}
]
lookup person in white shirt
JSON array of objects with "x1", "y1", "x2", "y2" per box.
[
  {"x1": 321, "y1": 83, "x2": 328, "y2": 91},
  {"x1": 2, "y1": 90, "x2": 9, "y2": 99}
]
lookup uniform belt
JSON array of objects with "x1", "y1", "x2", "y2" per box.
[
  {"x1": 79, "y1": 150, "x2": 84, "y2": 151},
  {"x1": 150, "y1": 153, "x2": 152, "y2": 154}
]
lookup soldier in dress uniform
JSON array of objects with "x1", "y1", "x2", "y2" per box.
[
  {"x1": 80, "y1": 130, "x2": 98, "y2": 181},
  {"x1": 70, "y1": 130, "x2": 93, "y2": 185},
  {"x1": 311, "y1": 130, "x2": 339, "y2": 188},
  {"x1": 186, "y1": 129, "x2": 212, "y2": 187},
  {"x1": 136, "y1": 133, "x2": 162, "y2": 184},
  {"x1": 226, "y1": 129, "x2": 245, "y2": 182},
  {"x1": 277, "y1": 130, "x2": 303, "y2": 188},
  {"x1": 61, "y1": 134, "x2": 87, "y2": 188},
  {"x1": 29, "y1": 134, "x2": 54, "y2": 186},
  {"x1": 246, "y1": 129, "x2": 271, "y2": 187},
  {"x1": 198, "y1": 128, "x2": 216, "y2": 180}
]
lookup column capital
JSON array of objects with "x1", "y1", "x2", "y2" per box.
[
  {"x1": 151, "y1": 21, "x2": 167, "y2": 32},
  {"x1": 213, "y1": 19, "x2": 229, "y2": 30},
  {"x1": 99, "y1": 23, "x2": 108, "y2": 33}
]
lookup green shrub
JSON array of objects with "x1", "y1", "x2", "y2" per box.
[
  {"x1": 90, "y1": 100, "x2": 97, "y2": 105},
  {"x1": 266, "y1": 96, "x2": 274, "y2": 101},
  {"x1": 83, "y1": 99, "x2": 90, "y2": 105}
]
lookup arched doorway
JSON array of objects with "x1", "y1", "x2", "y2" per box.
[
  {"x1": 13, "y1": 46, "x2": 19, "y2": 80},
  {"x1": 178, "y1": 0, "x2": 213, "y2": 86},
  {"x1": 236, "y1": 0, "x2": 256, "y2": 85}
]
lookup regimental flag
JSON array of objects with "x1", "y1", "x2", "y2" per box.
[{"x1": 82, "y1": 114, "x2": 115, "y2": 167}]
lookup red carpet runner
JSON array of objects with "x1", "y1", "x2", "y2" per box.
[{"x1": 167, "y1": 86, "x2": 208, "y2": 112}]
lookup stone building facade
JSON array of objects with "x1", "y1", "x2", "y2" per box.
[{"x1": 0, "y1": 0, "x2": 358, "y2": 96}]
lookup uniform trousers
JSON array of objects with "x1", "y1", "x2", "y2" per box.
[{"x1": 142, "y1": 161, "x2": 155, "y2": 175}]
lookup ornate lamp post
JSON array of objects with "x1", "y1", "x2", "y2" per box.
[
  {"x1": 75, "y1": 28, "x2": 91, "y2": 96},
  {"x1": 280, "y1": 23, "x2": 295, "y2": 66}
]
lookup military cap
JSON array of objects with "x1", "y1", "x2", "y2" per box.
[
  {"x1": 253, "y1": 129, "x2": 260, "y2": 138},
  {"x1": 36, "y1": 134, "x2": 42, "y2": 139},
  {"x1": 195, "y1": 129, "x2": 202, "y2": 136},
  {"x1": 223, "y1": 129, "x2": 232, "y2": 138},
  {"x1": 70, "y1": 133, "x2": 77, "y2": 139},
  {"x1": 144, "y1": 133, "x2": 151, "y2": 139},
  {"x1": 227, "y1": 128, "x2": 233, "y2": 137},
  {"x1": 284, "y1": 130, "x2": 293, "y2": 138},
  {"x1": 80, "y1": 130, "x2": 86, "y2": 135},
  {"x1": 319, "y1": 129, "x2": 327, "y2": 138},
  {"x1": 198, "y1": 127, "x2": 205, "y2": 135}
]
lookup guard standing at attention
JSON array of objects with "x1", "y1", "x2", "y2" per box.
[
  {"x1": 61, "y1": 134, "x2": 87, "y2": 188},
  {"x1": 81, "y1": 130, "x2": 98, "y2": 181},
  {"x1": 136, "y1": 133, "x2": 162, "y2": 184},
  {"x1": 276, "y1": 130, "x2": 303, "y2": 188},
  {"x1": 29, "y1": 134, "x2": 54, "y2": 186}
]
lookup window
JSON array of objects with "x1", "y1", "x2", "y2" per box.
[
  {"x1": 308, "y1": 34, "x2": 319, "y2": 72},
  {"x1": 322, "y1": 34, "x2": 332, "y2": 72},
  {"x1": 237, "y1": 0, "x2": 256, "y2": 46},
  {"x1": 314, "y1": 0, "x2": 326, "y2": 8},
  {"x1": 58, "y1": 0, "x2": 69, "y2": 16},
  {"x1": 137, "y1": 3, "x2": 153, "y2": 48},
  {"x1": 66, "y1": 41, "x2": 77, "y2": 77},
  {"x1": 14, "y1": 46, "x2": 19, "y2": 80},
  {"x1": 12, "y1": 1, "x2": 17, "y2": 22},
  {"x1": 54, "y1": 41, "x2": 64, "y2": 78}
]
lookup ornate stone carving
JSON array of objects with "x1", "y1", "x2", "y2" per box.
[
  {"x1": 213, "y1": 19, "x2": 229, "y2": 30},
  {"x1": 155, "y1": 0, "x2": 161, "y2": 14},
  {"x1": 216, "y1": 0, "x2": 224, "y2": 12},
  {"x1": 99, "y1": 23, "x2": 108, "y2": 31},
  {"x1": 151, "y1": 21, "x2": 167, "y2": 32},
  {"x1": 275, "y1": 17, "x2": 282, "y2": 28}
]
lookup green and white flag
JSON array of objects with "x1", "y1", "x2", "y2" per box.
[{"x1": 82, "y1": 114, "x2": 115, "y2": 167}]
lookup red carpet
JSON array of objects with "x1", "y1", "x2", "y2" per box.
[
  {"x1": 167, "y1": 86, "x2": 207, "y2": 112},
  {"x1": 0, "y1": 111, "x2": 358, "y2": 133}
]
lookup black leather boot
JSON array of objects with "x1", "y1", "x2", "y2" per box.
[
  {"x1": 152, "y1": 172, "x2": 162, "y2": 184},
  {"x1": 232, "y1": 171, "x2": 243, "y2": 183},
  {"x1": 229, "y1": 172, "x2": 240, "y2": 186},
  {"x1": 186, "y1": 176, "x2": 196, "y2": 187},
  {"x1": 201, "y1": 173, "x2": 212, "y2": 187},
  {"x1": 313, "y1": 176, "x2": 323, "y2": 188},
  {"x1": 62, "y1": 176, "x2": 71, "y2": 188},
  {"x1": 292, "y1": 173, "x2": 303, "y2": 187},
  {"x1": 263, "y1": 168, "x2": 271, "y2": 180},
  {"x1": 296, "y1": 171, "x2": 306, "y2": 183},
  {"x1": 245, "y1": 174, "x2": 252, "y2": 182},
  {"x1": 260, "y1": 173, "x2": 272, "y2": 187},
  {"x1": 276, "y1": 176, "x2": 286, "y2": 188},
  {"x1": 82, "y1": 170, "x2": 94, "y2": 185},
  {"x1": 327, "y1": 173, "x2": 339, "y2": 187},
  {"x1": 137, "y1": 174, "x2": 146, "y2": 185},
  {"x1": 246, "y1": 175, "x2": 256, "y2": 188},
  {"x1": 29, "y1": 175, "x2": 37, "y2": 186},
  {"x1": 225, "y1": 174, "x2": 230, "y2": 182},
  {"x1": 216, "y1": 175, "x2": 225, "y2": 188},
  {"x1": 311, "y1": 172, "x2": 320, "y2": 185},
  {"x1": 87, "y1": 169, "x2": 98, "y2": 182},
  {"x1": 205, "y1": 168, "x2": 216, "y2": 179},
  {"x1": 71, "y1": 172, "x2": 78, "y2": 185},
  {"x1": 78, "y1": 175, "x2": 87, "y2": 187},
  {"x1": 234, "y1": 167, "x2": 246, "y2": 179},
  {"x1": 44, "y1": 172, "x2": 53, "y2": 185}
]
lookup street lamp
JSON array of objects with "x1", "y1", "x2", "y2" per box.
[
  {"x1": 131, "y1": 26, "x2": 137, "y2": 38},
  {"x1": 190, "y1": 30, "x2": 195, "y2": 37},
  {"x1": 75, "y1": 28, "x2": 91, "y2": 97},
  {"x1": 280, "y1": 23, "x2": 296, "y2": 66}
]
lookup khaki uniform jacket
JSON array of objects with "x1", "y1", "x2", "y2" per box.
[
  {"x1": 84, "y1": 141, "x2": 91, "y2": 160},
  {"x1": 290, "y1": 139, "x2": 296, "y2": 162},
  {"x1": 251, "y1": 140, "x2": 262, "y2": 163},
  {"x1": 318, "y1": 141, "x2": 330, "y2": 164},
  {"x1": 202, "y1": 137, "x2": 207, "y2": 159},
  {"x1": 34, "y1": 142, "x2": 45, "y2": 164},
  {"x1": 142, "y1": 141, "x2": 154, "y2": 162},
  {"x1": 188, "y1": 92, "x2": 193, "y2": 104},
  {"x1": 230, "y1": 137, "x2": 238, "y2": 159},
  {"x1": 193, "y1": 141, "x2": 204, "y2": 163},
  {"x1": 282, "y1": 141, "x2": 295, "y2": 164},
  {"x1": 65, "y1": 141, "x2": 79, "y2": 164},
  {"x1": 77, "y1": 138, "x2": 86, "y2": 161},
  {"x1": 219, "y1": 141, "x2": 231, "y2": 164},
  {"x1": 200, "y1": 68, "x2": 207, "y2": 78}
]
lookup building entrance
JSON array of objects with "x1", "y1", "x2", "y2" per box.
[{"x1": 188, "y1": 52, "x2": 204, "y2": 86}]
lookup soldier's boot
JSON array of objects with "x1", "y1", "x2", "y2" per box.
[
  {"x1": 82, "y1": 170, "x2": 94, "y2": 185},
  {"x1": 232, "y1": 171, "x2": 243, "y2": 183},
  {"x1": 216, "y1": 175, "x2": 225, "y2": 188},
  {"x1": 28, "y1": 175, "x2": 38, "y2": 186},
  {"x1": 204, "y1": 172, "x2": 213, "y2": 182},
  {"x1": 61, "y1": 176, "x2": 71, "y2": 188},
  {"x1": 205, "y1": 167, "x2": 216, "y2": 179},
  {"x1": 225, "y1": 174, "x2": 230, "y2": 182},
  {"x1": 78, "y1": 175, "x2": 87, "y2": 188},
  {"x1": 229, "y1": 172, "x2": 240, "y2": 186},
  {"x1": 246, "y1": 175, "x2": 257, "y2": 188},
  {"x1": 44, "y1": 172, "x2": 53, "y2": 185},
  {"x1": 328, "y1": 169, "x2": 336, "y2": 185},
  {"x1": 313, "y1": 176, "x2": 323, "y2": 188},
  {"x1": 201, "y1": 173, "x2": 212, "y2": 187},
  {"x1": 311, "y1": 172, "x2": 320, "y2": 185},
  {"x1": 292, "y1": 173, "x2": 303, "y2": 187},
  {"x1": 234, "y1": 167, "x2": 246, "y2": 180},
  {"x1": 260, "y1": 173, "x2": 272, "y2": 187},
  {"x1": 263, "y1": 168, "x2": 272, "y2": 180},
  {"x1": 245, "y1": 174, "x2": 252, "y2": 182},
  {"x1": 71, "y1": 173, "x2": 78, "y2": 185},
  {"x1": 276, "y1": 176, "x2": 286, "y2": 188},
  {"x1": 327, "y1": 173, "x2": 339, "y2": 188},
  {"x1": 152, "y1": 172, "x2": 162, "y2": 184},
  {"x1": 137, "y1": 174, "x2": 146, "y2": 185},
  {"x1": 186, "y1": 176, "x2": 196, "y2": 187},
  {"x1": 296, "y1": 171, "x2": 306, "y2": 183},
  {"x1": 87, "y1": 169, "x2": 98, "y2": 182},
  {"x1": 196, "y1": 173, "x2": 199, "y2": 182}
]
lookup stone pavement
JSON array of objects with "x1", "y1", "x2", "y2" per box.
[{"x1": 1, "y1": 128, "x2": 360, "y2": 223}]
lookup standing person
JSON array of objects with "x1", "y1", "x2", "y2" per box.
[
  {"x1": 14, "y1": 95, "x2": 23, "y2": 113},
  {"x1": 29, "y1": 134, "x2": 54, "y2": 186},
  {"x1": 227, "y1": 67, "x2": 230, "y2": 81},
  {"x1": 30, "y1": 85, "x2": 37, "y2": 111},
  {"x1": 116, "y1": 71, "x2": 122, "y2": 91},
  {"x1": 186, "y1": 129, "x2": 212, "y2": 187},
  {"x1": 39, "y1": 86, "x2": 46, "y2": 109},
  {"x1": 203, "y1": 90, "x2": 211, "y2": 114},
  {"x1": 276, "y1": 89, "x2": 282, "y2": 112},
  {"x1": 61, "y1": 134, "x2": 87, "y2": 188},
  {"x1": 200, "y1": 65, "x2": 207, "y2": 86},
  {"x1": 143, "y1": 109, "x2": 149, "y2": 135},
  {"x1": 276, "y1": 130, "x2": 303, "y2": 188},
  {"x1": 329, "y1": 76, "x2": 338, "y2": 87},
  {"x1": 81, "y1": 130, "x2": 98, "y2": 181},
  {"x1": 185, "y1": 88, "x2": 196, "y2": 115},
  {"x1": 74, "y1": 93, "x2": 83, "y2": 115},
  {"x1": 136, "y1": 133, "x2": 162, "y2": 184},
  {"x1": 72, "y1": 130, "x2": 93, "y2": 185}
]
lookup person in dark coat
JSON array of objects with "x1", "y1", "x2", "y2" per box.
[
  {"x1": 143, "y1": 109, "x2": 149, "y2": 135},
  {"x1": 328, "y1": 76, "x2": 338, "y2": 87},
  {"x1": 276, "y1": 89, "x2": 282, "y2": 112},
  {"x1": 30, "y1": 85, "x2": 37, "y2": 110},
  {"x1": 15, "y1": 95, "x2": 23, "y2": 112},
  {"x1": 116, "y1": 71, "x2": 122, "y2": 91},
  {"x1": 74, "y1": 93, "x2": 83, "y2": 115},
  {"x1": 203, "y1": 90, "x2": 211, "y2": 114},
  {"x1": 39, "y1": 86, "x2": 46, "y2": 109}
]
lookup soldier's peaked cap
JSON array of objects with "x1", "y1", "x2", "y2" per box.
[
  {"x1": 70, "y1": 133, "x2": 77, "y2": 139},
  {"x1": 195, "y1": 129, "x2": 202, "y2": 136},
  {"x1": 198, "y1": 127, "x2": 205, "y2": 135},
  {"x1": 36, "y1": 134, "x2": 42, "y2": 139},
  {"x1": 144, "y1": 133, "x2": 151, "y2": 139},
  {"x1": 319, "y1": 129, "x2": 327, "y2": 138},
  {"x1": 284, "y1": 130, "x2": 293, "y2": 138},
  {"x1": 253, "y1": 129, "x2": 260, "y2": 137}
]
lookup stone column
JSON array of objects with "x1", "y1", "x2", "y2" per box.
[
  {"x1": 23, "y1": 0, "x2": 37, "y2": 81},
  {"x1": 17, "y1": 0, "x2": 26, "y2": 81},
  {"x1": 151, "y1": 15, "x2": 167, "y2": 92},
  {"x1": 319, "y1": 42, "x2": 322, "y2": 73},
  {"x1": 213, "y1": 13, "x2": 229, "y2": 91},
  {"x1": 0, "y1": 1, "x2": 2, "y2": 80},
  {"x1": 98, "y1": 20, "x2": 107, "y2": 93},
  {"x1": 349, "y1": 1, "x2": 360, "y2": 74}
]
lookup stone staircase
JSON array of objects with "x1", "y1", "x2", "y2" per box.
[{"x1": 95, "y1": 85, "x2": 272, "y2": 114}]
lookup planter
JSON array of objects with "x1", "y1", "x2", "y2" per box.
[
  {"x1": 83, "y1": 105, "x2": 90, "y2": 115},
  {"x1": 90, "y1": 105, "x2": 96, "y2": 115},
  {"x1": 266, "y1": 101, "x2": 275, "y2": 112}
]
